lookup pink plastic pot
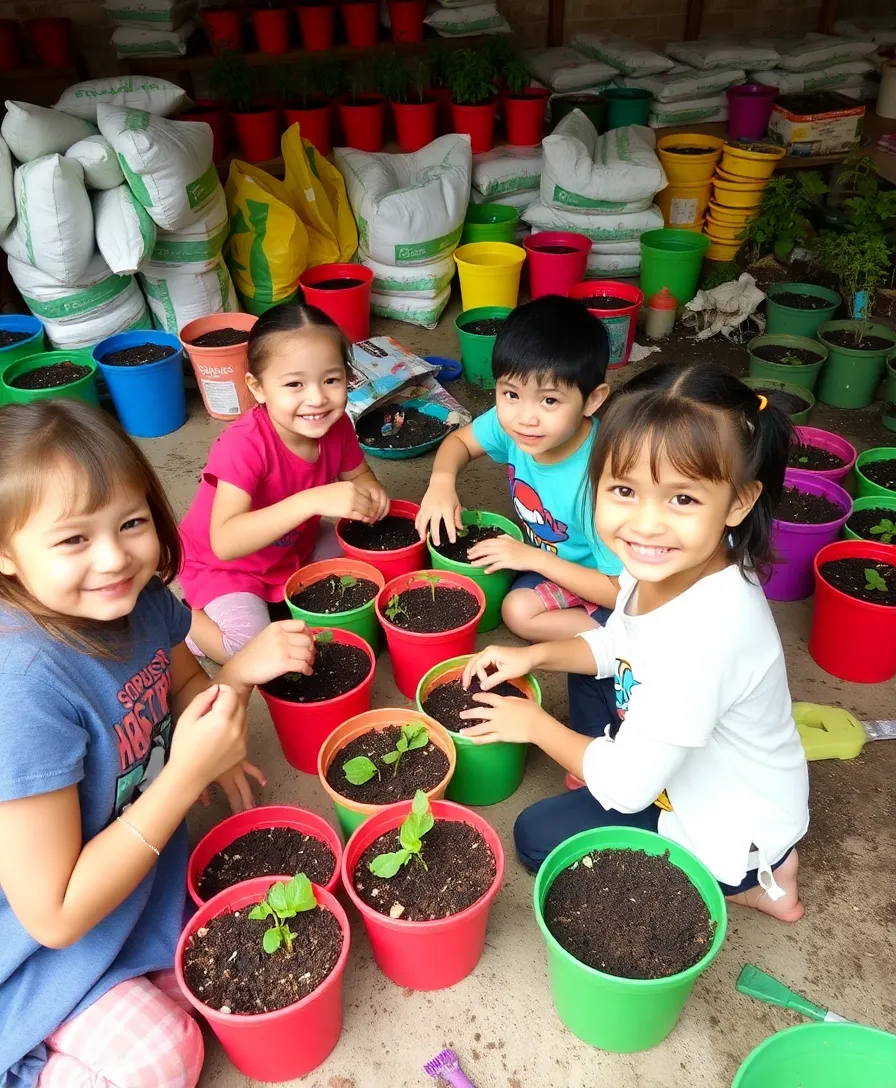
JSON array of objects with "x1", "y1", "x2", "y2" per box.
[
  {"x1": 26, "y1": 17, "x2": 71, "y2": 67},
  {"x1": 523, "y1": 232, "x2": 591, "y2": 299},
  {"x1": 792, "y1": 426, "x2": 857, "y2": 489},
  {"x1": 726, "y1": 84, "x2": 777, "y2": 141},
  {"x1": 375, "y1": 570, "x2": 485, "y2": 698},
  {"x1": 260, "y1": 626, "x2": 376, "y2": 773},
  {"x1": 568, "y1": 280, "x2": 644, "y2": 368},
  {"x1": 296, "y1": 2, "x2": 334, "y2": 49},
  {"x1": 341, "y1": 798, "x2": 504, "y2": 989},
  {"x1": 187, "y1": 804, "x2": 343, "y2": 906},
  {"x1": 176, "y1": 877, "x2": 350, "y2": 1081},
  {"x1": 299, "y1": 263, "x2": 374, "y2": 344},
  {"x1": 336, "y1": 499, "x2": 426, "y2": 581},
  {"x1": 765, "y1": 469, "x2": 852, "y2": 602},
  {"x1": 283, "y1": 100, "x2": 332, "y2": 156}
]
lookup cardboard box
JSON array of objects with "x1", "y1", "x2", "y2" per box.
[{"x1": 768, "y1": 92, "x2": 865, "y2": 157}]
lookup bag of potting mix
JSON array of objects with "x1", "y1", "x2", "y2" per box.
[
  {"x1": 835, "y1": 17, "x2": 896, "y2": 46},
  {"x1": 281, "y1": 127, "x2": 357, "y2": 268},
  {"x1": 360, "y1": 250, "x2": 455, "y2": 298},
  {"x1": 104, "y1": 0, "x2": 196, "y2": 31},
  {"x1": 139, "y1": 255, "x2": 238, "y2": 333},
  {"x1": 370, "y1": 285, "x2": 452, "y2": 329},
  {"x1": 585, "y1": 249, "x2": 641, "y2": 278},
  {"x1": 423, "y1": 4, "x2": 510, "y2": 37},
  {"x1": 471, "y1": 146, "x2": 543, "y2": 198},
  {"x1": 648, "y1": 95, "x2": 728, "y2": 128},
  {"x1": 665, "y1": 39, "x2": 781, "y2": 70},
  {"x1": 623, "y1": 66, "x2": 745, "y2": 102},
  {"x1": 111, "y1": 19, "x2": 197, "y2": 57},
  {"x1": 748, "y1": 63, "x2": 873, "y2": 93},
  {"x1": 93, "y1": 184, "x2": 157, "y2": 274},
  {"x1": 523, "y1": 47, "x2": 618, "y2": 92},
  {"x1": 470, "y1": 187, "x2": 535, "y2": 209},
  {"x1": 750, "y1": 34, "x2": 875, "y2": 71},
  {"x1": 1, "y1": 101, "x2": 97, "y2": 163},
  {"x1": 570, "y1": 34, "x2": 674, "y2": 76},
  {"x1": 54, "y1": 75, "x2": 188, "y2": 122},
  {"x1": 142, "y1": 183, "x2": 229, "y2": 272},
  {"x1": 65, "y1": 136, "x2": 126, "y2": 190},
  {"x1": 522, "y1": 198, "x2": 663, "y2": 242},
  {"x1": 0, "y1": 135, "x2": 13, "y2": 237}
]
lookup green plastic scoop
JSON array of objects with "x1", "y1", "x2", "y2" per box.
[{"x1": 736, "y1": 965, "x2": 849, "y2": 1023}]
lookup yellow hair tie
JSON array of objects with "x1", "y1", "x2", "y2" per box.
[{"x1": 757, "y1": 394, "x2": 768, "y2": 412}]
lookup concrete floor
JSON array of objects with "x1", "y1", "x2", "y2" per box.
[{"x1": 147, "y1": 295, "x2": 896, "y2": 1088}]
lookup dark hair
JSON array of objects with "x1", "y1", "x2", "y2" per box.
[
  {"x1": 588, "y1": 362, "x2": 791, "y2": 578},
  {"x1": 247, "y1": 300, "x2": 350, "y2": 377},
  {"x1": 491, "y1": 295, "x2": 610, "y2": 398}
]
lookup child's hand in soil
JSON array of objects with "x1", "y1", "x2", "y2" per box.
[
  {"x1": 416, "y1": 482, "x2": 464, "y2": 545},
  {"x1": 462, "y1": 644, "x2": 538, "y2": 689},
  {"x1": 467, "y1": 533, "x2": 533, "y2": 573},
  {"x1": 355, "y1": 478, "x2": 391, "y2": 522},
  {"x1": 314, "y1": 480, "x2": 378, "y2": 522},
  {"x1": 458, "y1": 692, "x2": 551, "y2": 745},
  {"x1": 228, "y1": 620, "x2": 315, "y2": 688}
]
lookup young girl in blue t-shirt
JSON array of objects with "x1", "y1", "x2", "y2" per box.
[{"x1": 0, "y1": 400, "x2": 315, "y2": 1087}]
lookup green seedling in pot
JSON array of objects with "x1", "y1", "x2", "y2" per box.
[
  {"x1": 381, "y1": 720, "x2": 429, "y2": 776},
  {"x1": 385, "y1": 593, "x2": 409, "y2": 623},
  {"x1": 343, "y1": 754, "x2": 380, "y2": 785},
  {"x1": 864, "y1": 568, "x2": 888, "y2": 593},
  {"x1": 419, "y1": 573, "x2": 442, "y2": 602},
  {"x1": 369, "y1": 790, "x2": 433, "y2": 876},
  {"x1": 248, "y1": 873, "x2": 317, "y2": 955},
  {"x1": 456, "y1": 511, "x2": 482, "y2": 539},
  {"x1": 870, "y1": 519, "x2": 896, "y2": 545},
  {"x1": 779, "y1": 353, "x2": 805, "y2": 366},
  {"x1": 337, "y1": 575, "x2": 357, "y2": 598},
  {"x1": 503, "y1": 55, "x2": 532, "y2": 98}
]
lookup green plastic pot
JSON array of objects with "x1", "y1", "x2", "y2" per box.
[
  {"x1": 534, "y1": 826, "x2": 727, "y2": 1053},
  {"x1": 415, "y1": 655, "x2": 541, "y2": 805},
  {"x1": 732, "y1": 1023, "x2": 896, "y2": 1088},
  {"x1": 284, "y1": 559, "x2": 385, "y2": 653},
  {"x1": 855, "y1": 448, "x2": 896, "y2": 500},
  {"x1": 765, "y1": 282, "x2": 841, "y2": 338},
  {"x1": 427, "y1": 510, "x2": 523, "y2": 632},
  {"x1": 639, "y1": 229, "x2": 710, "y2": 307},
  {"x1": 454, "y1": 306, "x2": 511, "y2": 389},
  {"x1": 604, "y1": 87, "x2": 652, "y2": 129},
  {"x1": 0, "y1": 316, "x2": 46, "y2": 404},
  {"x1": 461, "y1": 203, "x2": 519, "y2": 245},
  {"x1": 882, "y1": 355, "x2": 896, "y2": 433},
  {"x1": 550, "y1": 92, "x2": 605, "y2": 133},
  {"x1": 747, "y1": 334, "x2": 827, "y2": 392},
  {"x1": 815, "y1": 321, "x2": 896, "y2": 409},
  {"x1": 742, "y1": 377, "x2": 815, "y2": 424},
  {"x1": 1, "y1": 349, "x2": 99, "y2": 407},
  {"x1": 841, "y1": 494, "x2": 896, "y2": 543}
]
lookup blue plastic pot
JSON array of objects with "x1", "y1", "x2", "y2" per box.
[
  {"x1": 93, "y1": 330, "x2": 187, "y2": 438},
  {"x1": 0, "y1": 315, "x2": 45, "y2": 405}
]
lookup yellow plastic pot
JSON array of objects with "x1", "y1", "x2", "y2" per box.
[
  {"x1": 454, "y1": 242, "x2": 526, "y2": 311},
  {"x1": 719, "y1": 141, "x2": 785, "y2": 180},
  {"x1": 707, "y1": 200, "x2": 756, "y2": 225},
  {"x1": 676, "y1": 220, "x2": 706, "y2": 233},
  {"x1": 704, "y1": 216, "x2": 747, "y2": 242},
  {"x1": 656, "y1": 133, "x2": 724, "y2": 183},
  {"x1": 714, "y1": 166, "x2": 769, "y2": 189},
  {"x1": 704, "y1": 231, "x2": 743, "y2": 261},
  {"x1": 655, "y1": 179, "x2": 712, "y2": 228},
  {"x1": 713, "y1": 179, "x2": 764, "y2": 208}
]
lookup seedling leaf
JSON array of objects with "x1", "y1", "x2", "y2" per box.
[
  {"x1": 870, "y1": 519, "x2": 896, "y2": 544},
  {"x1": 343, "y1": 755, "x2": 379, "y2": 784},
  {"x1": 267, "y1": 882, "x2": 290, "y2": 916},
  {"x1": 314, "y1": 630, "x2": 334, "y2": 645},
  {"x1": 865, "y1": 568, "x2": 888, "y2": 592},
  {"x1": 419, "y1": 572, "x2": 442, "y2": 601},
  {"x1": 411, "y1": 788, "x2": 429, "y2": 817},
  {"x1": 385, "y1": 593, "x2": 409, "y2": 623},
  {"x1": 381, "y1": 750, "x2": 401, "y2": 765},
  {"x1": 249, "y1": 901, "x2": 273, "y2": 920},
  {"x1": 370, "y1": 790, "x2": 434, "y2": 876},
  {"x1": 337, "y1": 575, "x2": 358, "y2": 598},
  {"x1": 253, "y1": 873, "x2": 318, "y2": 956},
  {"x1": 369, "y1": 849, "x2": 410, "y2": 878},
  {"x1": 380, "y1": 723, "x2": 430, "y2": 776},
  {"x1": 263, "y1": 927, "x2": 283, "y2": 954}
]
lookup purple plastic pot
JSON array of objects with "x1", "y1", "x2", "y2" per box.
[
  {"x1": 766, "y1": 469, "x2": 852, "y2": 602},
  {"x1": 792, "y1": 426, "x2": 857, "y2": 490},
  {"x1": 726, "y1": 84, "x2": 777, "y2": 141}
]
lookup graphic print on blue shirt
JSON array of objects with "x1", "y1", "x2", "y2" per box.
[
  {"x1": 611, "y1": 658, "x2": 639, "y2": 738},
  {"x1": 507, "y1": 466, "x2": 569, "y2": 555},
  {"x1": 114, "y1": 649, "x2": 173, "y2": 813}
]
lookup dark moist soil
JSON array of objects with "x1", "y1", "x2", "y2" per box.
[
  {"x1": 191, "y1": 328, "x2": 249, "y2": 347},
  {"x1": 345, "y1": 96, "x2": 383, "y2": 107},
  {"x1": 421, "y1": 675, "x2": 525, "y2": 734},
  {"x1": 431, "y1": 522, "x2": 503, "y2": 564},
  {"x1": 461, "y1": 317, "x2": 506, "y2": 337},
  {"x1": 181, "y1": 899, "x2": 342, "y2": 1013},
  {"x1": 820, "y1": 558, "x2": 896, "y2": 606},
  {"x1": 311, "y1": 278, "x2": 365, "y2": 290},
  {"x1": 534, "y1": 244, "x2": 577, "y2": 254},
  {"x1": 732, "y1": 142, "x2": 779, "y2": 154},
  {"x1": 771, "y1": 290, "x2": 830, "y2": 310},
  {"x1": 339, "y1": 514, "x2": 420, "y2": 551},
  {"x1": 750, "y1": 385, "x2": 810, "y2": 416},
  {"x1": 776, "y1": 485, "x2": 844, "y2": 524},
  {"x1": 554, "y1": 94, "x2": 601, "y2": 105},
  {"x1": 859, "y1": 459, "x2": 896, "y2": 493},
  {"x1": 543, "y1": 847, "x2": 714, "y2": 979},
  {"x1": 753, "y1": 344, "x2": 820, "y2": 366},
  {"x1": 101, "y1": 342, "x2": 176, "y2": 367},
  {"x1": 197, "y1": 827, "x2": 337, "y2": 900},
  {"x1": 290, "y1": 574, "x2": 378, "y2": 614},
  {"x1": 664, "y1": 145, "x2": 715, "y2": 154},
  {"x1": 10, "y1": 361, "x2": 91, "y2": 390},
  {"x1": 823, "y1": 330, "x2": 893, "y2": 352},
  {"x1": 582, "y1": 295, "x2": 631, "y2": 310},
  {"x1": 0, "y1": 330, "x2": 31, "y2": 347},
  {"x1": 846, "y1": 506, "x2": 896, "y2": 543},
  {"x1": 326, "y1": 724, "x2": 450, "y2": 804},
  {"x1": 353, "y1": 820, "x2": 496, "y2": 921},
  {"x1": 385, "y1": 585, "x2": 479, "y2": 633},
  {"x1": 357, "y1": 404, "x2": 449, "y2": 450},
  {"x1": 262, "y1": 641, "x2": 371, "y2": 703},
  {"x1": 788, "y1": 441, "x2": 846, "y2": 471}
]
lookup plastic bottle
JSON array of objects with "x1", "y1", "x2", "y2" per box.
[{"x1": 645, "y1": 287, "x2": 677, "y2": 340}]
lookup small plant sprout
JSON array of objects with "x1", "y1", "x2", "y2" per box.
[
  {"x1": 337, "y1": 575, "x2": 358, "y2": 598},
  {"x1": 381, "y1": 720, "x2": 429, "y2": 776},
  {"x1": 369, "y1": 790, "x2": 434, "y2": 877},
  {"x1": 420, "y1": 573, "x2": 442, "y2": 602},
  {"x1": 798, "y1": 455, "x2": 809, "y2": 464},
  {"x1": 779, "y1": 353, "x2": 805, "y2": 366},
  {"x1": 248, "y1": 873, "x2": 317, "y2": 955},
  {"x1": 870, "y1": 519, "x2": 896, "y2": 544},
  {"x1": 314, "y1": 629, "x2": 334, "y2": 646},
  {"x1": 864, "y1": 568, "x2": 888, "y2": 593},
  {"x1": 385, "y1": 593, "x2": 409, "y2": 623},
  {"x1": 343, "y1": 754, "x2": 380, "y2": 785}
]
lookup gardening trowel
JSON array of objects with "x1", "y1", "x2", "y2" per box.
[
  {"x1": 736, "y1": 965, "x2": 849, "y2": 1023},
  {"x1": 792, "y1": 701, "x2": 896, "y2": 761}
]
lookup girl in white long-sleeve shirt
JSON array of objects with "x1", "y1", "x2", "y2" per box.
[{"x1": 459, "y1": 361, "x2": 809, "y2": 923}]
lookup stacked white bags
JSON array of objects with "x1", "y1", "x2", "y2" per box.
[
  {"x1": 105, "y1": 0, "x2": 198, "y2": 58},
  {"x1": 747, "y1": 34, "x2": 877, "y2": 97},
  {"x1": 423, "y1": 4, "x2": 510, "y2": 38}
]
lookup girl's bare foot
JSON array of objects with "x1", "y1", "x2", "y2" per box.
[{"x1": 726, "y1": 849, "x2": 804, "y2": 923}]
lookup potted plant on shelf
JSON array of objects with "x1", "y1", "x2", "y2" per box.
[
  {"x1": 210, "y1": 50, "x2": 281, "y2": 163},
  {"x1": 251, "y1": 0, "x2": 291, "y2": 53},
  {"x1": 787, "y1": 425, "x2": 856, "y2": 489},
  {"x1": 336, "y1": 63, "x2": 387, "y2": 153},
  {"x1": 374, "y1": 54, "x2": 438, "y2": 153},
  {"x1": 744, "y1": 171, "x2": 827, "y2": 266},
  {"x1": 448, "y1": 48, "x2": 498, "y2": 155},
  {"x1": 335, "y1": 498, "x2": 426, "y2": 580},
  {"x1": 501, "y1": 53, "x2": 549, "y2": 147},
  {"x1": 339, "y1": 0, "x2": 378, "y2": 48},
  {"x1": 201, "y1": 4, "x2": 243, "y2": 52},
  {"x1": 746, "y1": 333, "x2": 827, "y2": 393},
  {"x1": 275, "y1": 59, "x2": 339, "y2": 157},
  {"x1": 341, "y1": 792, "x2": 504, "y2": 989},
  {"x1": 284, "y1": 557, "x2": 385, "y2": 650},
  {"x1": 426, "y1": 40, "x2": 454, "y2": 129},
  {"x1": 296, "y1": 0, "x2": 335, "y2": 51}
]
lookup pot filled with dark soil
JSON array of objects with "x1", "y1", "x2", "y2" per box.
[
  {"x1": 375, "y1": 569, "x2": 485, "y2": 698},
  {"x1": 188, "y1": 803, "x2": 343, "y2": 905},
  {"x1": 356, "y1": 405, "x2": 452, "y2": 457},
  {"x1": 842, "y1": 496, "x2": 896, "y2": 545},
  {"x1": 415, "y1": 654, "x2": 541, "y2": 806},
  {"x1": 260, "y1": 627, "x2": 376, "y2": 772},
  {"x1": 766, "y1": 469, "x2": 852, "y2": 602},
  {"x1": 336, "y1": 498, "x2": 426, "y2": 581},
  {"x1": 568, "y1": 280, "x2": 645, "y2": 368},
  {"x1": 656, "y1": 133, "x2": 723, "y2": 183},
  {"x1": 747, "y1": 334, "x2": 826, "y2": 393},
  {"x1": 317, "y1": 708, "x2": 456, "y2": 837},
  {"x1": 93, "y1": 330, "x2": 186, "y2": 439},
  {"x1": 0, "y1": 316, "x2": 45, "y2": 397},
  {"x1": 788, "y1": 425, "x2": 855, "y2": 487},
  {"x1": 1, "y1": 350, "x2": 99, "y2": 407},
  {"x1": 765, "y1": 282, "x2": 840, "y2": 338},
  {"x1": 811, "y1": 540, "x2": 896, "y2": 683},
  {"x1": 815, "y1": 320, "x2": 896, "y2": 410},
  {"x1": 856, "y1": 447, "x2": 896, "y2": 500},
  {"x1": 285, "y1": 558, "x2": 385, "y2": 652},
  {"x1": 533, "y1": 826, "x2": 726, "y2": 1052},
  {"x1": 522, "y1": 231, "x2": 591, "y2": 300},
  {"x1": 180, "y1": 312, "x2": 258, "y2": 421},
  {"x1": 176, "y1": 874, "x2": 351, "y2": 1081},
  {"x1": 342, "y1": 792, "x2": 504, "y2": 989},
  {"x1": 299, "y1": 263, "x2": 375, "y2": 343},
  {"x1": 742, "y1": 377, "x2": 814, "y2": 424},
  {"x1": 454, "y1": 306, "x2": 512, "y2": 389}
]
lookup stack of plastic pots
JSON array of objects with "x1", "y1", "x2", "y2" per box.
[
  {"x1": 454, "y1": 243, "x2": 526, "y2": 311},
  {"x1": 568, "y1": 281, "x2": 644, "y2": 369},
  {"x1": 655, "y1": 133, "x2": 723, "y2": 233},
  {"x1": 706, "y1": 141, "x2": 785, "y2": 260}
]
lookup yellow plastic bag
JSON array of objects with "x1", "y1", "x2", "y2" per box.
[{"x1": 281, "y1": 124, "x2": 357, "y2": 267}]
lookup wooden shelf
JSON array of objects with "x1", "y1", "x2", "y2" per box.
[{"x1": 0, "y1": 61, "x2": 80, "y2": 80}]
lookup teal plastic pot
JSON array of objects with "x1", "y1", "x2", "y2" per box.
[
  {"x1": 816, "y1": 321, "x2": 896, "y2": 410},
  {"x1": 415, "y1": 655, "x2": 541, "y2": 806},
  {"x1": 765, "y1": 282, "x2": 841, "y2": 338},
  {"x1": 882, "y1": 355, "x2": 896, "y2": 433},
  {"x1": 461, "y1": 203, "x2": 519, "y2": 245},
  {"x1": 1, "y1": 349, "x2": 99, "y2": 407},
  {"x1": 732, "y1": 1023, "x2": 896, "y2": 1088},
  {"x1": 742, "y1": 377, "x2": 815, "y2": 424},
  {"x1": 639, "y1": 229, "x2": 710, "y2": 306},
  {"x1": 0, "y1": 315, "x2": 45, "y2": 403},
  {"x1": 550, "y1": 92, "x2": 605, "y2": 133},
  {"x1": 427, "y1": 510, "x2": 523, "y2": 632},
  {"x1": 842, "y1": 494, "x2": 896, "y2": 543},
  {"x1": 604, "y1": 87, "x2": 652, "y2": 129},
  {"x1": 747, "y1": 334, "x2": 827, "y2": 392},
  {"x1": 454, "y1": 306, "x2": 511, "y2": 389},
  {"x1": 855, "y1": 448, "x2": 896, "y2": 500},
  {"x1": 534, "y1": 826, "x2": 727, "y2": 1053}
]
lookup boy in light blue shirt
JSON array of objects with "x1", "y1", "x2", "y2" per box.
[{"x1": 417, "y1": 295, "x2": 622, "y2": 643}]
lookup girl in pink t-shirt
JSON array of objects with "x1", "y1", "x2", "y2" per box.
[{"x1": 181, "y1": 303, "x2": 390, "y2": 662}]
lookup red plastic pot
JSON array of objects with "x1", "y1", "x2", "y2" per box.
[
  {"x1": 341, "y1": 798, "x2": 504, "y2": 989},
  {"x1": 427, "y1": 85, "x2": 453, "y2": 131},
  {"x1": 392, "y1": 97, "x2": 439, "y2": 152},
  {"x1": 252, "y1": 6, "x2": 290, "y2": 52},
  {"x1": 284, "y1": 100, "x2": 332, "y2": 156},
  {"x1": 387, "y1": 0, "x2": 425, "y2": 42},
  {"x1": 336, "y1": 94, "x2": 386, "y2": 152},
  {"x1": 810, "y1": 540, "x2": 896, "y2": 683},
  {"x1": 503, "y1": 87, "x2": 549, "y2": 147},
  {"x1": 0, "y1": 20, "x2": 19, "y2": 71},
  {"x1": 26, "y1": 17, "x2": 71, "y2": 68},
  {"x1": 568, "y1": 279, "x2": 644, "y2": 368},
  {"x1": 299, "y1": 263, "x2": 374, "y2": 343},
  {"x1": 340, "y1": 0, "x2": 378, "y2": 47},
  {"x1": 179, "y1": 101, "x2": 226, "y2": 163},
  {"x1": 451, "y1": 99, "x2": 497, "y2": 155},
  {"x1": 201, "y1": 6, "x2": 243, "y2": 51},
  {"x1": 260, "y1": 626, "x2": 376, "y2": 773},
  {"x1": 187, "y1": 804, "x2": 343, "y2": 906},
  {"x1": 296, "y1": 2, "x2": 334, "y2": 49},
  {"x1": 375, "y1": 569, "x2": 485, "y2": 698},
  {"x1": 523, "y1": 231, "x2": 591, "y2": 299},
  {"x1": 176, "y1": 877, "x2": 350, "y2": 1081},
  {"x1": 336, "y1": 499, "x2": 425, "y2": 581},
  {"x1": 792, "y1": 426, "x2": 857, "y2": 489},
  {"x1": 231, "y1": 106, "x2": 281, "y2": 162}
]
